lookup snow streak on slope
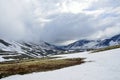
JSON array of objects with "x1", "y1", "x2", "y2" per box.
[
  {"x1": 0, "y1": 56, "x2": 5, "y2": 62},
  {"x1": 1, "y1": 48, "x2": 120, "y2": 80}
]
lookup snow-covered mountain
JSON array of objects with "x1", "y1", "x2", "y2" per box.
[
  {"x1": 0, "y1": 33, "x2": 120, "y2": 61},
  {"x1": 62, "y1": 34, "x2": 120, "y2": 50},
  {"x1": 62, "y1": 40, "x2": 100, "y2": 51},
  {"x1": 0, "y1": 39, "x2": 61, "y2": 60},
  {"x1": 96, "y1": 34, "x2": 120, "y2": 47}
]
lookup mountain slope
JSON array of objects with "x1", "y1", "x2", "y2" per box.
[
  {"x1": 0, "y1": 39, "x2": 60, "y2": 61},
  {"x1": 96, "y1": 34, "x2": 120, "y2": 47},
  {"x1": 62, "y1": 40, "x2": 99, "y2": 50},
  {"x1": 63, "y1": 34, "x2": 120, "y2": 50}
]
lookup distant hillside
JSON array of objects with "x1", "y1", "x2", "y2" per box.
[{"x1": 61, "y1": 34, "x2": 120, "y2": 51}]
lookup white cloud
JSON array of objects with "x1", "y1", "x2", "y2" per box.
[
  {"x1": 59, "y1": 0, "x2": 97, "y2": 14},
  {"x1": 91, "y1": 26, "x2": 120, "y2": 39},
  {"x1": 0, "y1": 0, "x2": 120, "y2": 45},
  {"x1": 84, "y1": 9, "x2": 105, "y2": 17},
  {"x1": 0, "y1": 0, "x2": 42, "y2": 41}
]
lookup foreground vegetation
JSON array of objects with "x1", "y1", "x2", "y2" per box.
[
  {"x1": 0, "y1": 58, "x2": 85, "y2": 79},
  {"x1": 92, "y1": 45, "x2": 120, "y2": 53}
]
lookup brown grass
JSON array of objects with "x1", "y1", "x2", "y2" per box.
[
  {"x1": 0, "y1": 58, "x2": 85, "y2": 79},
  {"x1": 92, "y1": 45, "x2": 120, "y2": 53}
]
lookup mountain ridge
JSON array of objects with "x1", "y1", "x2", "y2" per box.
[
  {"x1": 61, "y1": 34, "x2": 120, "y2": 50},
  {"x1": 0, "y1": 33, "x2": 120, "y2": 60}
]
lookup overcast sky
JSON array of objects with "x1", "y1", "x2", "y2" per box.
[{"x1": 0, "y1": 0, "x2": 120, "y2": 45}]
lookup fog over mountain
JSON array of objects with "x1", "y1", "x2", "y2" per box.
[{"x1": 0, "y1": 0, "x2": 120, "y2": 45}]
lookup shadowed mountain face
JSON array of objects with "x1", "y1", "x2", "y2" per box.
[{"x1": 0, "y1": 39, "x2": 11, "y2": 46}]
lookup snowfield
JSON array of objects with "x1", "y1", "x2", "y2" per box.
[{"x1": 1, "y1": 48, "x2": 120, "y2": 80}]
